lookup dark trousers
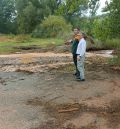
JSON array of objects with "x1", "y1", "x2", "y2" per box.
[{"x1": 73, "y1": 54, "x2": 80, "y2": 76}]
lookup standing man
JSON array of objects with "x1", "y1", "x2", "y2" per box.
[
  {"x1": 76, "y1": 33, "x2": 87, "y2": 81},
  {"x1": 65, "y1": 28, "x2": 81, "y2": 77}
]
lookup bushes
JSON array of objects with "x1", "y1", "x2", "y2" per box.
[
  {"x1": 103, "y1": 39, "x2": 120, "y2": 50},
  {"x1": 32, "y1": 15, "x2": 72, "y2": 38},
  {"x1": 106, "y1": 39, "x2": 120, "y2": 67},
  {"x1": 109, "y1": 52, "x2": 120, "y2": 67},
  {"x1": 93, "y1": 17, "x2": 111, "y2": 41},
  {"x1": 14, "y1": 34, "x2": 32, "y2": 43},
  {"x1": 116, "y1": 53, "x2": 120, "y2": 66},
  {"x1": 89, "y1": 38, "x2": 120, "y2": 50}
]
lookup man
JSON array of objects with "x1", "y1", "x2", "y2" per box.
[
  {"x1": 76, "y1": 32, "x2": 87, "y2": 81},
  {"x1": 65, "y1": 28, "x2": 81, "y2": 77}
]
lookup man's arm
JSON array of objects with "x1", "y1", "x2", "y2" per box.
[{"x1": 64, "y1": 39, "x2": 73, "y2": 45}]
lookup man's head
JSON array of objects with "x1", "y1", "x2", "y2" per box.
[
  {"x1": 75, "y1": 32, "x2": 88, "y2": 40},
  {"x1": 82, "y1": 32, "x2": 95, "y2": 43},
  {"x1": 82, "y1": 32, "x2": 87, "y2": 40},
  {"x1": 73, "y1": 28, "x2": 80, "y2": 35}
]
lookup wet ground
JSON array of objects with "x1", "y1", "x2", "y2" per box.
[{"x1": 0, "y1": 52, "x2": 120, "y2": 129}]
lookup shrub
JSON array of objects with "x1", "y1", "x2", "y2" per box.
[
  {"x1": 93, "y1": 18, "x2": 111, "y2": 41},
  {"x1": 116, "y1": 53, "x2": 120, "y2": 66},
  {"x1": 14, "y1": 34, "x2": 32, "y2": 43},
  {"x1": 109, "y1": 52, "x2": 120, "y2": 67},
  {"x1": 32, "y1": 15, "x2": 72, "y2": 38},
  {"x1": 103, "y1": 39, "x2": 120, "y2": 49}
]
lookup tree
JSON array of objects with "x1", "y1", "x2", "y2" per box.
[
  {"x1": 56, "y1": 0, "x2": 100, "y2": 34},
  {"x1": 89, "y1": 0, "x2": 100, "y2": 16},
  {"x1": 93, "y1": 15, "x2": 111, "y2": 41},
  {"x1": 16, "y1": 1, "x2": 37, "y2": 33},
  {"x1": 87, "y1": 0, "x2": 100, "y2": 35},
  {"x1": 104, "y1": 0, "x2": 120, "y2": 38},
  {"x1": 16, "y1": 0, "x2": 59, "y2": 33},
  {"x1": 0, "y1": 0, "x2": 16, "y2": 33},
  {"x1": 56, "y1": 0, "x2": 89, "y2": 20},
  {"x1": 32, "y1": 15, "x2": 72, "y2": 38}
]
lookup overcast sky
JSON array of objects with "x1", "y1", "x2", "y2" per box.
[{"x1": 97, "y1": 0, "x2": 110, "y2": 15}]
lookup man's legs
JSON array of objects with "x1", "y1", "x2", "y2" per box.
[
  {"x1": 77, "y1": 55, "x2": 85, "y2": 80},
  {"x1": 73, "y1": 54, "x2": 79, "y2": 76}
]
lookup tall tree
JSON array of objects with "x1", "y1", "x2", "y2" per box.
[
  {"x1": 104, "y1": 0, "x2": 120, "y2": 38},
  {"x1": 87, "y1": 0, "x2": 100, "y2": 35},
  {"x1": 16, "y1": 0, "x2": 59, "y2": 33},
  {"x1": 0, "y1": 0, "x2": 16, "y2": 33},
  {"x1": 89, "y1": 0, "x2": 100, "y2": 16},
  {"x1": 56, "y1": 0, "x2": 89, "y2": 20},
  {"x1": 16, "y1": 0, "x2": 37, "y2": 33}
]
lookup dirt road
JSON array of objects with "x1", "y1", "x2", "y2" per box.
[{"x1": 0, "y1": 52, "x2": 120, "y2": 129}]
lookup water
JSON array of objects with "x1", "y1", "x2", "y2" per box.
[{"x1": 87, "y1": 50, "x2": 114, "y2": 58}]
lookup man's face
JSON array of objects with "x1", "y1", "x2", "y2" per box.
[{"x1": 73, "y1": 28, "x2": 79, "y2": 35}]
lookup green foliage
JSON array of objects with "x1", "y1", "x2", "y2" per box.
[
  {"x1": 103, "y1": 39, "x2": 120, "y2": 49},
  {"x1": 56, "y1": 0, "x2": 100, "y2": 36},
  {"x1": 116, "y1": 53, "x2": 120, "y2": 66},
  {"x1": 93, "y1": 16, "x2": 111, "y2": 41},
  {"x1": 0, "y1": 35, "x2": 64, "y2": 54},
  {"x1": 14, "y1": 35, "x2": 32, "y2": 43},
  {"x1": 89, "y1": 0, "x2": 100, "y2": 16},
  {"x1": 16, "y1": 0, "x2": 58, "y2": 34},
  {"x1": 0, "y1": 0, "x2": 16, "y2": 33},
  {"x1": 109, "y1": 52, "x2": 120, "y2": 66},
  {"x1": 56, "y1": 0, "x2": 88, "y2": 19},
  {"x1": 104, "y1": 0, "x2": 120, "y2": 38},
  {"x1": 17, "y1": 1, "x2": 37, "y2": 33},
  {"x1": 0, "y1": 0, "x2": 103, "y2": 36},
  {"x1": 87, "y1": 0, "x2": 100, "y2": 35},
  {"x1": 32, "y1": 15, "x2": 72, "y2": 38}
]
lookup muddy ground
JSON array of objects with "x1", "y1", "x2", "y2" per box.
[{"x1": 0, "y1": 52, "x2": 120, "y2": 129}]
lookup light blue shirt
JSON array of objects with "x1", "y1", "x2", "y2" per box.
[{"x1": 76, "y1": 38, "x2": 86, "y2": 56}]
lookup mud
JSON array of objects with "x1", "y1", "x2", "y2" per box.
[{"x1": 0, "y1": 52, "x2": 120, "y2": 129}]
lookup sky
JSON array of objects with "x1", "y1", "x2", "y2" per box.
[{"x1": 97, "y1": 0, "x2": 110, "y2": 15}]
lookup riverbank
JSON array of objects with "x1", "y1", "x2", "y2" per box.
[{"x1": 0, "y1": 52, "x2": 120, "y2": 129}]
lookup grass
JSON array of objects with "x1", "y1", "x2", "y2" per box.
[
  {"x1": 103, "y1": 39, "x2": 120, "y2": 49},
  {"x1": 87, "y1": 38, "x2": 120, "y2": 51},
  {"x1": 103, "y1": 38, "x2": 120, "y2": 67},
  {"x1": 0, "y1": 34, "x2": 120, "y2": 55},
  {"x1": 0, "y1": 34, "x2": 64, "y2": 54},
  {"x1": 109, "y1": 52, "x2": 120, "y2": 67}
]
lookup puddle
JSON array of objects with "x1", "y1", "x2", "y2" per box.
[{"x1": 87, "y1": 50, "x2": 114, "y2": 58}]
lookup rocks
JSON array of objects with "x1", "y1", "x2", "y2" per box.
[
  {"x1": 13, "y1": 45, "x2": 39, "y2": 50},
  {"x1": 54, "y1": 45, "x2": 71, "y2": 53},
  {"x1": 64, "y1": 113, "x2": 97, "y2": 129}
]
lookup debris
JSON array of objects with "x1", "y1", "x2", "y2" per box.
[
  {"x1": 58, "y1": 107, "x2": 79, "y2": 113},
  {"x1": 15, "y1": 69, "x2": 34, "y2": 74}
]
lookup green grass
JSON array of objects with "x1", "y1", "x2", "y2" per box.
[
  {"x1": 0, "y1": 35, "x2": 64, "y2": 54},
  {"x1": 1, "y1": 34, "x2": 120, "y2": 55},
  {"x1": 86, "y1": 38, "x2": 120, "y2": 50},
  {"x1": 103, "y1": 39, "x2": 120, "y2": 49},
  {"x1": 109, "y1": 52, "x2": 120, "y2": 66}
]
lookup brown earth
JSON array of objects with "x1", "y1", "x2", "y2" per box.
[
  {"x1": 0, "y1": 37, "x2": 14, "y2": 42},
  {"x1": 0, "y1": 52, "x2": 120, "y2": 129}
]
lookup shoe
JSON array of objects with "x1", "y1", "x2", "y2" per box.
[
  {"x1": 73, "y1": 72, "x2": 80, "y2": 77},
  {"x1": 73, "y1": 72, "x2": 77, "y2": 76},
  {"x1": 76, "y1": 76, "x2": 80, "y2": 79},
  {"x1": 81, "y1": 79, "x2": 85, "y2": 81},
  {"x1": 76, "y1": 78, "x2": 85, "y2": 81}
]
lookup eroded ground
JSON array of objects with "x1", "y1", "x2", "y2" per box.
[{"x1": 0, "y1": 52, "x2": 120, "y2": 129}]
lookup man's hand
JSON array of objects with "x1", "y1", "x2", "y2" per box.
[
  {"x1": 77, "y1": 56, "x2": 80, "y2": 61},
  {"x1": 64, "y1": 39, "x2": 72, "y2": 45},
  {"x1": 64, "y1": 41, "x2": 69, "y2": 45}
]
